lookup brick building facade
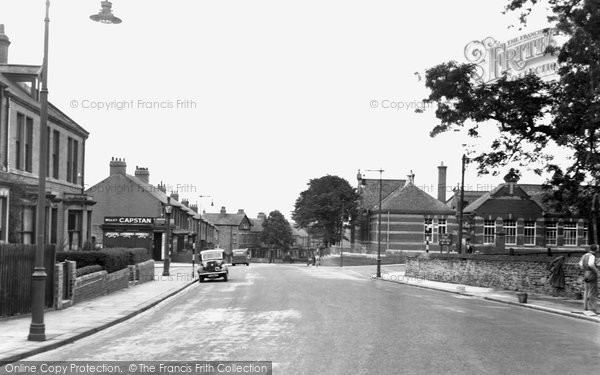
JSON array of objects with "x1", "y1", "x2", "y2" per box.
[
  {"x1": 0, "y1": 25, "x2": 94, "y2": 249},
  {"x1": 86, "y1": 158, "x2": 217, "y2": 260}
]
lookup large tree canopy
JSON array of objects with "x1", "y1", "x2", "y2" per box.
[
  {"x1": 419, "y1": 0, "x2": 600, "y2": 218},
  {"x1": 261, "y1": 210, "x2": 294, "y2": 250},
  {"x1": 292, "y1": 175, "x2": 358, "y2": 247}
]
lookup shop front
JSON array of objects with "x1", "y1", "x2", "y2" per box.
[{"x1": 101, "y1": 216, "x2": 154, "y2": 254}]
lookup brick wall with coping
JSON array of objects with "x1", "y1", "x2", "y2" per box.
[{"x1": 405, "y1": 254, "x2": 596, "y2": 298}]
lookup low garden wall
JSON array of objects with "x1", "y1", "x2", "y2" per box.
[
  {"x1": 405, "y1": 254, "x2": 594, "y2": 298},
  {"x1": 56, "y1": 259, "x2": 155, "y2": 306}
]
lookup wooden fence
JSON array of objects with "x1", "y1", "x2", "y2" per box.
[{"x1": 0, "y1": 244, "x2": 56, "y2": 317}]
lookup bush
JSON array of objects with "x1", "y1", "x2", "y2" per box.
[
  {"x1": 57, "y1": 247, "x2": 152, "y2": 274},
  {"x1": 76, "y1": 265, "x2": 103, "y2": 277},
  {"x1": 126, "y1": 248, "x2": 151, "y2": 264}
]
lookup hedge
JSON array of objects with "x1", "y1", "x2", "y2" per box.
[
  {"x1": 57, "y1": 248, "x2": 151, "y2": 274},
  {"x1": 76, "y1": 265, "x2": 103, "y2": 277}
]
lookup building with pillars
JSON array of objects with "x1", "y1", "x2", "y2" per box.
[
  {"x1": 85, "y1": 158, "x2": 217, "y2": 260},
  {"x1": 0, "y1": 25, "x2": 94, "y2": 248}
]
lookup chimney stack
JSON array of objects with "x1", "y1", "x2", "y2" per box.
[
  {"x1": 437, "y1": 162, "x2": 447, "y2": 202},
  {"x1": 407, "y1": 170, "x2": 415, "y2": 184},
  {"x1": 237, "y1": 209, "x2": 245, "y2": 215},
  {"x1": 257, "y1": 212, "x2": 266, "y2": 220},
  {"x1": 109, "y1": 157, "x2": 126, "y2": 176},
  {"x1": 170, "y1": 192, "x2": 179, "y2": 202},
  {"x1": 220, "y1": 206, "x2": 226, "y2": 214},
  {"x1": 0, "y1": 25, "x2": 10, "y2": 64},
  {"x1": 157, "y1": 181, "x2": 166, "y2": 193},
  {"x1": 134, "y1": 166, "x2": 149, "y2": 184}
]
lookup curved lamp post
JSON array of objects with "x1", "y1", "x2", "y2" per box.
[{"x1": 29, "y1": 0, "x2": 121, "y2": 342}]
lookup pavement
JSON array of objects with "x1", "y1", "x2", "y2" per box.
[
  {"x1": 0, "y1": 262, "x2": 197, "y2": 364},
  {"x1": 1, "y1": 261, "x2": 598, "y2": 364},
  {"x1": 344, "y1": 264, "x2": 600, "y2": 324}
]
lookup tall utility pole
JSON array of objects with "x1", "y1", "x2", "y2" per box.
[
  {"x1": 457, "y1": 154, "x2": 466, "y2": 254},
  {"x1": 340, "y1": 200, "x2": 344, "y2": 267},
  {"x1": 366, "y1": 169, "x2": 384, "y2": 278}
]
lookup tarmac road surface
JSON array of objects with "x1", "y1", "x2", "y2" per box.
[{"x1": 27, "y1": 264, "x2": 600, "y2": 374}]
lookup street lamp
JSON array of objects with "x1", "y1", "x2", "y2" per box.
[
  {"x1": 163, "y1": 197, "x2": 173, "y2": 277},
  {"x1": 457, "y1": 153, "x2": 467, "y2": 254},
  {"x1": 90, "y1": 1, "x2": 122, "y2": 24},
  {"x1": 29, "y1": 0, "x2": 121, "y2": 342},
  {"x1": 365, "y1": 169, "x2": 384, "y2": 278}
]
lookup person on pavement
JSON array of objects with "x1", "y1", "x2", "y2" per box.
[
  {"x1": 580, "y1": 244, "x2": 600, "y2": 314},
  {"x1": 547, "y1": 255, "x2": 565, "y2": 297}
]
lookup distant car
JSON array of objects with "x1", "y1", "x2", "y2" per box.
[
  {"x1": 231, "y1": 248, "x2": 250, "y2": 266},
  {"x1": 197, "y1": 249, "x2": 228, "y2": 282}
]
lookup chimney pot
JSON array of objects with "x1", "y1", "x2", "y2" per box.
[
  {"x1": 0, "y1": 25, "x2": 10, "y2": 64},
  {"x1": 109, "y1": 157, "x2": 127, "y2": 176},
  {"x1": 220, "y1": 206, "x2": 226, "y2": 214},
  {"x1": 134, "y1": 166, "x2": 150, "y2": 184}
]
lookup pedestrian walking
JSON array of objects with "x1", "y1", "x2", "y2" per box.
[
  {"x1": 579, "y1": 245, "x2": 600, "y2": 314},
  {"x1": 547, "y1": 255, "x2": 565, "y2": 297}
]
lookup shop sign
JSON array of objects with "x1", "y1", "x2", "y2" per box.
[{"x1": 104, "y1": 217, "x2": 154, "y2": 225}]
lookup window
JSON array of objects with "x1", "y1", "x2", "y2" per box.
[
  {"x1": 504, "y1": 220, "x2": 517, "y2": 245},
  {"x1": 50, "y1": 207, "x2": 58, "y2": 244},
  {"x1": 437, "y1": 219, "x2": 447, "y2": 235},
  {"x1": 583, "y1": 224, "x2": 588, "y2": 246},
  {"x1": 15, "y1": 113, "x2": 24, "y2": 170},
  {"x1": 524, "y1": 221, "x2": 536, "y2": 246},
  {"x1": 67, "y1": 210, "x2": 82, "y2": 250},
  {"x1": 25, "y1": 117, "x2": 33, "y2": 172},
  {"x1": 546, "y1": 222, "x2": 557, "y2": 246},
  {"x1": 52, "y1": 130, "x2": 60, "y2": 179},
  {"x1": 72, "y1": 139, "x2": 78, "y2": 184},
  {"x1": 563, "y1": 223, "x2": 577, "y2": 246},
  {"x1": 67, "y1": 137, "x2": 73, "y2": 183},
  {"x1": 483, "y1": 220, "x2": 496, "y2": 244},
  {"x1": 46, "y1": 127, "x2": 50, "y2": 177}
]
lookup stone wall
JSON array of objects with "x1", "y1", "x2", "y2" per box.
[{"x1": 405, "y1": 254, "x2": 594, "y2": 298}]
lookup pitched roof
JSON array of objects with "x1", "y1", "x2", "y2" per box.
[
  {"x1": 250, "y1": 218, "x2": 265, "y2": 232},
  {"x1": 446, "y1": 190, "x2": 488, "y2": 210},
  {"x1": 0, "y1": 67, "x2": 89, "y2": 137},
  {"x1": 464, "y1": 183, "x2": 546, "y2": 213},
  {"x1": 203, "y1": 213, "x2": 248, "y2": 226},
  {"x1": 373, "y1": 182, "x2": 455, "y2": 215},
  {"x1": 359, "y1": 178, "x2": 406, "y2": 210}
]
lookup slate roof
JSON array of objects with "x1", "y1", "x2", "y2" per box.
[
  {"x1": 373, "y1": 182, "x2": 455, "y2": 215},
  {"x1": 203, "y1": 213, "x2": 248, "y2": 227},
  {"x1": 251, "y1": 218, "x2": 265, "y2": 232},
  {"x1": 359, "y1": 178, "x2": 406, "y2": 210},
  {"x1": 0, "y1": 66, "x2": 89, "y2": 137},
  {"x1": 446, "y1": 190, "x2": 488, "y2": 210},
  {"x1": 463, "y1": 183, "x2": 546, "y2": 213}
]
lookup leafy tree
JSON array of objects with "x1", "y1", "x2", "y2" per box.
[
  {"x1": 292, "y1": 175, "x2": 358, "y2": 247},
  {"x1": 419, "y1": 0, "x2": 600, "y2": 225},
  {"x1": 260, "y1": 210, "x2": 294, "y2": 250}
]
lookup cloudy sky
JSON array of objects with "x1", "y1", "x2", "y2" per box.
[{"x1": 2, "y1": 0, "x2": 558, "y2": 219}]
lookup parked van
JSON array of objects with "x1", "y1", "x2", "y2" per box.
[{"x1": 232, "y1": 248, "x2": 250, "y2": 266}]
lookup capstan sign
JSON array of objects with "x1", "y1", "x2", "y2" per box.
[
  {"x1": 464, "y1": 28, "x2": 562, "y2": 83},
  {"x1": 104, "y1": 216, "x2": 154, "y2": 225}
]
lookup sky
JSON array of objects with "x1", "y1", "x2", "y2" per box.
[{"x1": 1, "y1": 0, "x2": 561, "y2": 220}]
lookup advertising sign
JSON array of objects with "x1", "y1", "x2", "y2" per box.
[{"x1": 104, "y1": 217, "x2": 155, "y2": 225}]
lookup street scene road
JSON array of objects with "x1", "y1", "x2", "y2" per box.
[{"x1": 28, "y1": 264, "x2": 600, "y2": 374}]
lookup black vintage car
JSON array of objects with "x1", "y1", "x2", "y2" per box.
[{"x1": 197, "y1": 249, "x2": 229, "y2": 282}]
